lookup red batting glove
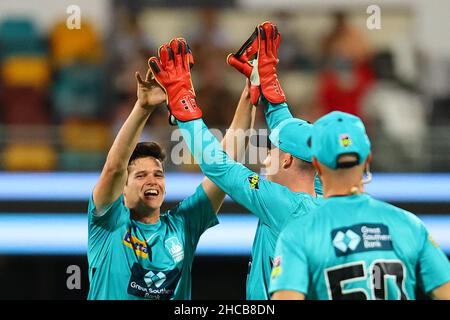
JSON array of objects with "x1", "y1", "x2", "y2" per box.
[{"x1": 148, "y1": 38, "x2": 202, "y2": 124}]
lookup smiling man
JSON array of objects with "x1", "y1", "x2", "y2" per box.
[{"x1": 87, "y1": 61, "x2": 255, "y2": 299}]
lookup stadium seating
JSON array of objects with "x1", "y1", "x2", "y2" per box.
[
  {"x1": 50, "y1": 20, "x2": 102, "y2": 66},
  {"x1": 0, "y1": 86, "x2": 49, "y2": 125},
  {"x1": 2, "y1": 143, "x2": 57, "y2": 171},
  {"x1": 60, "y1": 119, "x2": 111, "y2": 152},
  {"x1": 52, "y1": 63, "x2": 104, "y2": 119},
  {"x1": 0, "y1": 18, "x2": 44, "y2": 59},
  {"x1": 59, "y1": 150, "x2": 106, "y2": 171},
  {"x1": 1, "y1": 56, "x2": 50, "y2": 89}
]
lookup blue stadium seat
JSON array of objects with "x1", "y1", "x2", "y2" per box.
[
  {"x1": 0, "y1": 18, "x2": 45, "y2": 58},
  {"x1": 59, "y1": 151, "x2": 105, "y2": 171},
  {"x1": 52, "y1": 63, "x2": 104, "y2": 119}
]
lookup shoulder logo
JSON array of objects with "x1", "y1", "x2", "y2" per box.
[
  {"x1": 248, "y1": 175, "x2": 259, "y2": 190},
  {"x1": 339, "y1": 134, "x2": 352, "y2": 147}
]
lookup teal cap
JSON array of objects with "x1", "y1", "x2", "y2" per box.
[
  {"x1": 269, "y1": 118, "x2": 313, "y2": 162},
  {"x1": 311, "y1": 111, "x2": 371, "y2": 169}
]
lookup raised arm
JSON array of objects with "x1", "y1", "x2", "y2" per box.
[
  {"x1": 227, "y1": 21, "x2": 290, "y2": 132},
  {"x1": 92, "y1": 70, "x2": 165, "y2": 212},
  {"x1": 149, "y1": 37, "x2": 296, "y2": 227},
  {"x1": 201, "y1": 82, "x2": 256, "y2": 212},
  {"x1": 262, "y1": 98, "x2": 293, "y2": 131}
]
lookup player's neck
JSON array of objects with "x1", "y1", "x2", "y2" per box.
[
  {"x1": 131, "y1": 207, "x2": 161, "y2": 224},
  {"x1": 282, "y1": 172, "x2": 316, "y2": 196},
  {"x1": 323, "y1": 179, "x2": 364, "y2": 198}
]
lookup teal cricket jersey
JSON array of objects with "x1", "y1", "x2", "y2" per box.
[
  {"x1": 87, "y1": 184, "x2": 218, "y2": 300},
  {"x1": 270, "y1": 193, "x2": 450, "y2": 300},
  {"x1": 178, "y1": 101, "x2": 322, "y2": 300}
]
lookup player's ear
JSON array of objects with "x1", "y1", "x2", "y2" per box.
[{"x1": 282, "y1": 154, "x2": 294, "y2": 169}]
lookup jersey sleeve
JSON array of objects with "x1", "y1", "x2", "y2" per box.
[
  {"x1": 416, "y1": 224, "x2": 450, "y2": 294},
  {"x1": 87, "y1": 194, "x2": 128, "y2": 266},
  {"x1": 262, "y1": 97, "x2": 294, "y2": 131},
  {"x1": 172, "y1": 183, "x2": 219, "y2": 247},
  {"x1": 269, "y1": 220, "x2": 310, "y2": 296},
  {"x1": 88, "y1": 194, "x2": 127, "y2": 232},
  {"x1": 177, "y1": 119, "x2": 297, "y2": 229}
]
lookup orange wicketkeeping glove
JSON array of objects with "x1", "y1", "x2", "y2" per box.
[
  {"x1": 148, "y1": 38, "x2": 201, "y2": 124},
  {"x1": 227, "y1": 21, "x2": 286, "y2": 105}
]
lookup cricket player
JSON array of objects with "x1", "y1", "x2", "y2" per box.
[
  {"x1": 87, "y1": 60, "x2": 255, "y2": 300},
  {"x1": 148, "y1": 23, "x2": 321, "y2": 300},
  {"x1": 270, "y1": 111, "x2": 450, "y2": 300}
]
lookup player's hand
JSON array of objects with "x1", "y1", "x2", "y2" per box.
[
  {"x1": 148, "y1": 38, "x2": 202, "y2": 125},
  {"x1": 135, "y1": 69, "x2": 166, "y2": 110},
  {"x1": 227, "y1": 21, "x2": 286, "y2": 105}
]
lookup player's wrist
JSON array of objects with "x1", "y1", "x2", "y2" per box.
[{"x1": 134, "y1": 100, "x2": 156, "y2": 114}]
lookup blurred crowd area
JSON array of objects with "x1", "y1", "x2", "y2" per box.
[{"x1": 1, "y1": 2, "x2": 450, "y2": 173}]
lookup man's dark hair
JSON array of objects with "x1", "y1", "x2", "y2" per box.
[{"x1": 128, "y1": 142, "x2": 166, "y2": 168}]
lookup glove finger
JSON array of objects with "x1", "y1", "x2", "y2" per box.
[
  {"x1": 270, "y1": 24, "x2": 277, "y2": 58},
  {"x1": 148, "y1": 56, "x2": 162, "y2": 74},
  {"x1": 274, "y1": 32, "x2": 281, "y2": 60},
  {"x1": 159, "y1": 44, "x2": 174, "y2": 70},
  {"x1": 262, "y1": 22, "x2": 273, "y2": 56},
  {"x1": 234, "y1": 28, "x2": 258, "y2": 61},
  {"x1": 163, "y1": 44, "x2": 175, "y2": 70},
  {"x1": 148, "y1": 56, "x2": 166, "y2": 89},
  {"x1": 178, "y1": 38, "x2": 188, "y2": 70},
  {"x1": 227, "y1": 53, "x2": 252, "y2": 78},
  {"x1": 258, "y1": 25, "x2": 267, "y2": 55},
  {"x1": 186, "y1": 43, "x2": 194, "y2": 68},
  {"x1": 169, "y1": 38, "x2": 182, "y2": 71}
]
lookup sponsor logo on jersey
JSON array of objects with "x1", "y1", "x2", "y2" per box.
[
  {"x1": 331, "y1": 223, "x2": 393, "y2": 257},
  {"x1": 248, "y1": 175, "x2": 259, "y2": 190},
  {"x1": 339, "y1": 134, "x2": 352, "y2": 147},
  {"x1": 127, "y1": 263, "x2": 181, "y2": 300},
  {"x1": 123, "y1": 230, "x2": 149, "y2": 259},
  {"x1": 165, "y1": 236, "x2": 184, "y2": 263}
]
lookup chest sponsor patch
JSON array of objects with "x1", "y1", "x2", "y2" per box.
[
  {"x1": 123, "y1": 229, "x2": 149, "y2": 259},
  {"x1": 331, "y1": 223, "x2": 393, "y2": 257},
  {"x1": 127, "y1": 263, "x2": 181, "y2": 300}
]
